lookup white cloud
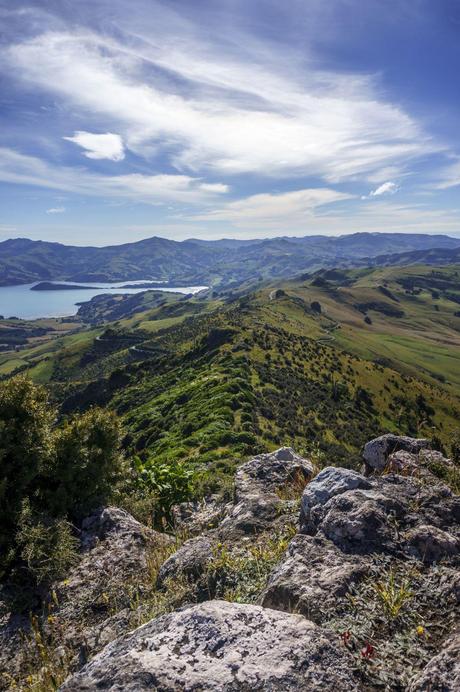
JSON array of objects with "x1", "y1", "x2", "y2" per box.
[
  {"x1": 0, "y1": 147, "x2": 228, "y2": 205},
  {"x1": 63, "y1": 131, "x2": 125, "y2": 161},
  {"x1": 361, "y1": 181, "x2": 398, "y2": 199},
  {"x1": 46, "y1": 206, "x2": 66, "y2": 213},
  {"x1": 192, "y1": 188, "x2": 353, "y2": 227},
  {"x1": 6, "y1": 30, "x2": 435, "y2": 182}
]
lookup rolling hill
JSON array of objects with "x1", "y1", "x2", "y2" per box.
[
  {"x1": 1, "y1": 232, "x2": 460, "y2": 287},
  {"x1": 1, "y1": 262, "x2": 458, "y2": 484}
]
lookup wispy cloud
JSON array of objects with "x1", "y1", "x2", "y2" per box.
[
  {"x1": 63, "y1": 131, "x2": 125, "y2": 161},
  {"x1": 0, "y1": 147, "x2": 228, "y2": 205},
  {"x1": 192, "y1": 188, "x2": 354, "y2": 227},
  {"x1": 6, "y1": 27, "x2": 435, "y2": 182},
  {"x1": 46, "y1": 206, "x2": 66, "y2": 214},
  {"x1": 433, "y1": 157, "x2": 460, "y2": 189}
]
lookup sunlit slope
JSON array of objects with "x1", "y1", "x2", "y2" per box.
[{"x1": 264, "y1": 264, "x2": 460, "y2": 390}]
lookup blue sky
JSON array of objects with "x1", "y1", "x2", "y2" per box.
[{"x1": 0, "y1": 0, "x2": 459, "y2": 245}]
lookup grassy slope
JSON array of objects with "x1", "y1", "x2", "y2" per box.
[{"x1": 2, "y1": 264, "x2": 459, "y2": 484}]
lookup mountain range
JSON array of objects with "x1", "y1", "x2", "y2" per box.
[{"x1": 1, "y1": 232, "x2": 460, "y2": 287}]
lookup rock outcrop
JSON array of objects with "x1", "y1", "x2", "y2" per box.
[
  {"x1": 60, "y1": 600, "x2": 359, "y2": 691},
  {"x1": 362, "y1": 433, "x2": 430, "y2": 474},
  {"x1": 159, "y1": 447, "x2": 313, "y2": 586},
  {"x1": 219, "y1": 446, "x2": 313, "y2": 536},
  {"x1": 0, "y1": 507, "x2": 173, "y2": 687},
  {"x1": 2, "y1": 439, "x2": 459, "y2": 691},
  {"x1": 262, "y1": 466, "x2": 459, "y2": 619},
  {"x1": 408, "y1": 631, "x2": 460, "y2": 691}
]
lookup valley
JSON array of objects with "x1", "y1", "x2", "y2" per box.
[{"x1": 2, "y1": 261, "x2": 458, "y2": 481}]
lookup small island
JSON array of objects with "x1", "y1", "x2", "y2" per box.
[{"x1": 30, "y1": 282, "x2": 100, "y2": 291}]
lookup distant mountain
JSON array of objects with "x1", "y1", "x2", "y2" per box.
[{"x1": 0, "y1": 232, "x2": 459, "y2": 287}]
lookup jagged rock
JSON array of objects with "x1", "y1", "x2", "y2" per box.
[
  {"x1": 387, "y1": 448, "x2": 454, "y2": 481},
  {"x1": 301, "y1": 470, "x2": 459, "y2": 558},
  {"x1": 0, "y1": 507, "x2": 174, "y2": 689},
  {"x1": 405, "y1": 524, "x2": 459, "y2": 563},
  {"x1": 300, "y1": 467, "x2": 371, "y2": 533},
  {"x1": 59, "y1": 600, "x2": 359, "y2": 691},
  {"x1": 363, "y1": 434, "x2": 430, "y2": 474},
  {"x1": 260, "y1": 533, "x2": 370, "y2": 621},
  {"x1": 171, "y1": 496, "x2": 227, "y2": 534},
  {"x1": 408, "y1": 631, "x2": 460, "y2": 691},
  {"x1": 219, "y1": 447, "x2": 313, "y2": 536},
  {"x1": 157, "y1": 448, "x2": 313, "y2": 585},
  {"x1": 56, "y1": 507, "x2": 173, "y2": 621},
  {"x1": 157, "y1": 534, "x2": 216, "y2": 588}
]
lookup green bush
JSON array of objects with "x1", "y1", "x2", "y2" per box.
[
  {"x1": 0, "y1": 376, "x2": 123, "y2": 582},
  {"x1": 134, "y1": 456, "x2": 195, "y2": 529},
  {"x1": 16, "y1": 500, "x2": 79, "y2": 585},
  {"x1": 0, "y1": 377, "x2": 55, "y2": 573},
  {"x1": 46, "y1": 408, "x2": 123, "y2": 519}
]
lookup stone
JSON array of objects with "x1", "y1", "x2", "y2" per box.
[
  {"x1": 59, "y1": 600, "x2": 359, "y2": 691},
  {"x1": 408, "y1": 632, "x2": 460, "y2": 691},
  {"x1": 260, "y1": 533, "x2": 370, "y2": 622},
  {"x1": 363, "y1": 434, "x2": 430, "y2": 474},
  {"x1": 404, "y1": 524, "x2": 459, "y2": 564},
  {"x1": 157, "y1": 534, "x2": 216, "y2": 587},
  {"x1": 300, "y1": 466, "x2": 371, "y2": 534},
  {"x1": 220, "y1": 447, "x2": 313, "y2": 536}
]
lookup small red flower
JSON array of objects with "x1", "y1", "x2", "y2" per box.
[
  {"x1": 341, "y1": 630, "x2": 352, "y2": 646},
  {"x1": 361, "y1": 643, "x2": 374, "y2": 659}
]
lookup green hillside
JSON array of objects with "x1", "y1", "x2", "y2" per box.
[{"x1": 1, "y1": 263, "x2": 458, "y2": 492}]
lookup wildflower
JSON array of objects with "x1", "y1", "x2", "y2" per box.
[
  {"x1": 340, "y1": 630, "x2": 352, "y2": 646},
  {"x1": 361, "y1": 643, "x2": 374, "y2": 659}
]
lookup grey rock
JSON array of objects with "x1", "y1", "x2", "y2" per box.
[
  {"x1": 363, "y1": 434, "x2": 430, "y2": 474},
  {"x1": 59, "y1": 600, "x2": 359, "y2": 691},
  {"x1": 404, "y1": 524, "x2": 459, "y2": 564},
  {"x1": 408, "y1": 631, "x2": 460, "y2": 691},
  {"x1": 157, "y1": 534, "x2": 216, "y2": 587},
  {"x1": 261, "y1": 533, "x2": 370, "y2": 622},
  {"x1": 386, "y1": 448, "x2": 454, "y2": 481},
  {"x1": 300, "y1": 466, "x2": 372, "y2": 534},
  {"x1": 220, "y1": 447, "x2": 313, "y2": 536}
]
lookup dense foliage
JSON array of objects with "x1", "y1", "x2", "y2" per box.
[{"x1": 0, "y1": 377, "x2": 122, "y2": 582}]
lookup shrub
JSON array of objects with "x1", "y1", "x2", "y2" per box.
[
  {"x1": 16, "y1": 501, "x2": 79, "y2": 585},
  {"x1": 0, "y1": 377, "x2": 55, "y2": 574},
  {"x1": 46, "y1": 408, "x2": 123, "y2": 519},
  {"x1": 0, "y1": 377, "x2": 123, "y2": 582},
  {"x1": 134, "y1": 456, "x2": 195, "y2": 529}
]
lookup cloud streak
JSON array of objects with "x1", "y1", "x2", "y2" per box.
[
  {"x1": 6, "y1": 26, "x2": 435, "y2": 182},
  {"x1": 0, "y1": 147, "x2": 228, "y2": 205}
]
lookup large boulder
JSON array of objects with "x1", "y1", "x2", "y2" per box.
[
  {"x1": 300, "y1": 468, "x2": 459, "y2": 557},
  {"x1": 59, "y1": 600, "x2": 359, "y2": 691},
  {"x1": 263, "y1": 467, "x2": 459, "y2": 628},
  {"x1": 363, "y1": 434, "x2": 430, "y2": 474},
  {"x1": 50, "y1": 508, "x2": 173, "y2": 658}
]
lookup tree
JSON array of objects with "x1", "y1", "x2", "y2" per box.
[
  {"x1": 0, "y1": 377, "x2": 55, "y2": 570},
  {"x1": 0, "y1": 377, "x2": 123, "y2": 580},
  {"x1": 46, "y1": 408, "x2": 123, "y2": 519}
]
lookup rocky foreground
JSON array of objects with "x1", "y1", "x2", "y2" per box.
[{"x1": 1, "y1": 435, "x2": 459, "y2": 690}]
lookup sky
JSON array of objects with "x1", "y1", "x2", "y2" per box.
[{"x1": 0, "y1": 0, "x2": 460, "y2": 246}]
